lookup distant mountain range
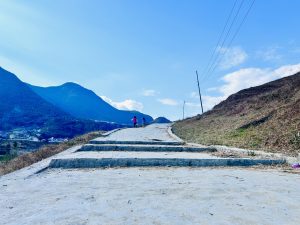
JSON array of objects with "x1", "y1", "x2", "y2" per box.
[
  {"x1": 152, "y1": 117, "x2": 171, "y2": 124},
  {"x1": 0, "y1": 67, "x2": 152, "y2": 138},
  {"x1": 28, "y1": 82, "x2": 152, "y2": 125}
]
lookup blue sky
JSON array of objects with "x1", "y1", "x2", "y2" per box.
[{"x1": 1, "y1": 0, "x2": 300, "y2": 120}]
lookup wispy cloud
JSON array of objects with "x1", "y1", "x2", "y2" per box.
[
  {"x1": 186, "y1": 96, "x2": 225, "y2": 112},
  {"x1": 142, "y1": 89, "x2": 159, "y2": 97},
  {"x1": 157, "y1": 98, "x2": 179, "y2": 106},
  {"x1": 291, "y1": 47, "x2": 300, "y2": 54},
  {"x1": 190, "y1": 92, "x2": 198, "y2": 98},
  {"x1": 256, "y1": 46, "x2": 282, "y2": 62},
  {"x1": 218, "y1": 46, "x2": 247, "y2": 70},
  {"x1": 101, "y1": 96, "x2": 143, "y2": 111},
  {"x1": 206, "y1": 87, "x2": 218, "y2": 92},
  {"x1": 187, "y1": 63, "x2": 300, "y2": 113},
  {"x1": 219, "y1": 63, "x2": 300, "y2": 97}
]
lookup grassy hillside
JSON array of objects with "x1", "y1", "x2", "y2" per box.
[{"x1": 173, "y1": 73, "x2": 300, "y2": 156}]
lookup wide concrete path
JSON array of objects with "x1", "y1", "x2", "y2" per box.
[
  {"x1": 1, "y1": 167, "x2": 300, "y2": 225},
  {"x1": 0, "y1": 123, "x2": 297, "y2": 224},
  {"x1": 93, "y1": 123, "x2": 181, "y2": 143},
  {"x1": 49, "y1": 123, "x2": 284, "y2": 169}
]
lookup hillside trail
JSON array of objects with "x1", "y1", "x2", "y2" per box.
[
  {"x1": 0, "y1": 123, "x2": 300, "y2": 225},
  {"x1": 49, "y1": 123, "x2": 284, "y2": 168},
  {"x1": 95, "y1": 123, "x2": 179, "y2": 142}
]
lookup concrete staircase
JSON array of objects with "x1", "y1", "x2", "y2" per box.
[
  {"x1": 79, "y1": 143, "x2": 215, "y2": 152},
  {"x1": 48, "y1": 124, "x2": 286, "y2": 169}
]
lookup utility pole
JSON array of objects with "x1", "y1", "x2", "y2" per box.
[
  {"x1": 196, "y1": 70, "x2": 204, "y2": 114},
  {"x1": 183, "y1": 100, "x2": 186, "y2": 120}
]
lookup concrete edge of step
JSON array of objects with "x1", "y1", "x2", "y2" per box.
[
  {"x1": 88, "y1": 140, "x2": 185, "y2": 145},
  {"x1": 48, "y1": 157, "x2": 286, "y2": 169},
  {"x1": 167, "y1": 125, "x2": 185, "y2": 143},
  {"x1": 89, "y1": 128, "x2": 124, "y2": 143},
  {"x1": 210, "y1": 145, "x2": 299, "y2": 165},
  {"x1": 101, "y1": 128, "x2": 123, "y2": 137},
  {"x1": 79, "y1": 144, "x2": 216, "y2": 152},
  {"x1": 186, "y1": 142, "x2": 216, "y2": 149},
  {"x1": 181, "y1": 142, "x2": 299, "y2": 165}
]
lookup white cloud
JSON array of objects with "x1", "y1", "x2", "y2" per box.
[
  {"x1": 203, "y1": 95, "x2": 226, "y2": 110},
  {"x1": 218, "y1": 46, "x2": 247, "y2": 70},
  {"x1": 185, "y1": 102, "x2": 200, "y2": 107},
  {"x1": 189, "y1": 89, "x2": 226, "y2": 111},
  {"x1": 220, "y1": 68, "x2": 269, "y2": 97},
  {"x1": 186, "y1": 95, "x2": 225, "y2": 112},
  {"x1": 142, "y1": 89, "x2": 159, "y2": 97},
  {"x1": 101, "y1": 96, "x2": 143, "y2": 111},
  {"x1": 206, "y1": 87, "x2": 218, "y2": 92},
  {"x1": 186, "y1": 63, "x2": 300, "y2": 113},
  {"x1": 257, "y1": 46, "x2": 282, "y2": 62},
  {"x1": 273, "y1": 64, "x2": 300, "y2": 78},
  {"x1": 190, "y1": 92, "x2": 198, "y2": 98},
  {"x1": 157, "y1": 98, "x2": 179, "y2": 106},
  {"x1": 219, "y1": 63, "x2": 300, "y2": 98}
]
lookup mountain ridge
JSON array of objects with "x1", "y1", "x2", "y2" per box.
[
  {"x1": 0, "y1": 66, "x2": 153, "y2": 138},
  {"x1": 0, "y1": 67, "x2": 71, "y2": 129},
  {"x1": 0, "y1": 67, "x2": 123, "y2": 138},
  {"x1": 29, "y1": 82, "x2": 153, "y2": 125}
]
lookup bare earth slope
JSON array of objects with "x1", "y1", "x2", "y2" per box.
[{"x1": 173, "y1": 73, "x2": 300, "y2": 156}]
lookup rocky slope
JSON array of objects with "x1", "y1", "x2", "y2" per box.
[{"x1": 173, "y1": 72, "x2": 300, "y2": 156}]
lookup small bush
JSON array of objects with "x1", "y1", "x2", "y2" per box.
[
  {"x1": 229, "y1": 128, "x2": 247, "y2": 138},
  {"x1": 247, "y1": 151, "x2": 256, "y2": 156},
  {"x1": 290, "y1": 131, "x2": 300, "y2": 149},
  {"x1": 0, "y1": 153, "x2": 18, "y2": 163}
]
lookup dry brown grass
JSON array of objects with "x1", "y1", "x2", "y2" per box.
[
  {"x1": 0, "y1": 131, "x2": 103, "y2": 175},
  {"x1": 173, "y1": 73, "x2": 300, "y2": 156}
]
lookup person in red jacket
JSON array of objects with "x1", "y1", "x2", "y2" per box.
[{"x1": 132, "y1": 116, "x2": 137, "y2": 127}]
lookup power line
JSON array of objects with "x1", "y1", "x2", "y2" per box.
[
  {"x1": 200, "y1": 0, "x2": 245, "y2": 83},
  {"x1": 199, "y1": 0, "x2": 239, "y2": 79},
  {"x1": 192, "y1": 0, "x2": 255, "y2": 114},
  {"x1": 202, "y1": 0, "x2": 256, "y2": 84}
]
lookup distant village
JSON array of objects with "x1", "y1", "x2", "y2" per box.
[
  {"x1": 0, "y1": 128, "x2": 68, "y2": 155},
  {"x1": 0, "y1": 128, "x2": 68, "y2": 142}
]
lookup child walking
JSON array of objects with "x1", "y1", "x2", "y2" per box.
[{"x1": 132, "y1": 116, "x2": 137, "y2": 127}]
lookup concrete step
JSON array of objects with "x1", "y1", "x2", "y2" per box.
[
  {"x1": 49, "y1": 155, "x2": 285, "y2": 169},
  {"x1": 89, "y1": 140, "x2": 185, "y2": 145},
  {"x1": 48, "y1": 151, "x2": 286, "y2": 169},
  {"x1": 79, "y1": 144, "x2": 216, "y2": 152}
]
